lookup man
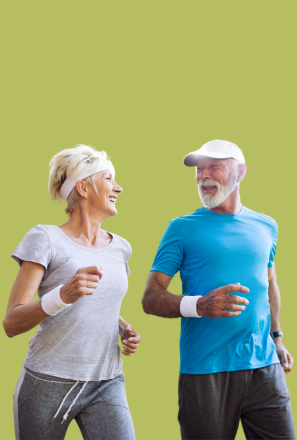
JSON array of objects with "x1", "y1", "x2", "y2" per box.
[{"x1": 142, "y1": 140, "x2": 295, "y2": 439}]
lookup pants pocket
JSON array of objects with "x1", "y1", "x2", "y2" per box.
[
  {"x1": 99, "y1": 374, "x2": 129, "y2": 409},
  {"x1": 17, "y1": 373, "x2": 37, "y2": 407}
]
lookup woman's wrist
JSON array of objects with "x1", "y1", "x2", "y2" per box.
[
  {"x1": 119, "y1": 316, "x2": 128, "y2": 336},
  {"x1": 59, "y1": 285, "x2": 71, "y2": 304},
  {"x1": 41, "y1": 285, "x2": 72, "y2": 316}
]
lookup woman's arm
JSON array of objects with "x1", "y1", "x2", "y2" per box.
[
  {"x1": 3, "y1": 261, "x2": 48, "y2": 337},
  {"x1": 3, "y1": 262, "x2": 103, "y2": 338},
  {"x1": 119, "y1": 316, "x2": 141, "y2": 356},
  {"x1": 119, "y1": 316, "x2": 129, "y2": 336}
]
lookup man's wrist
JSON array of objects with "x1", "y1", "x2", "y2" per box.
[
  {"x1": 196, "y1": 297, "x2": 202, "y2": 317},
  {"x1": 180, "y1": 295, "x2": 202, "y2": 318},
  {"x1": 270, "y1": 330, "x2": 283, "y2": 339}
]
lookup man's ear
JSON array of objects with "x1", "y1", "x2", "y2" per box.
[{"x1": 237, "y1": 164, "x2": 247, "y2": 182}]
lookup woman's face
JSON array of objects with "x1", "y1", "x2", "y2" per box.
[{"x1": 90, "y1": 171, "x2": 123, "y2": 217}]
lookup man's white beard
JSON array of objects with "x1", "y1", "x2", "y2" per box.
[{"x1": 198, "y1": 167, "x2": 238, "y2": 209}]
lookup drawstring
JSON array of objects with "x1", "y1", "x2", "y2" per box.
[
  {"x1": 25, "y1": 368, "x2": 90, "y2": 424},
  {"x1": 61, "y1": 381, "x2": 88, "y2": 424},
  {"x1": 51, "y1": 381, "x2": 88, "y2": 424}
]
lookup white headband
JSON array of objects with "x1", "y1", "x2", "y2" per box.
[{"x1": 60, "y1": 160, "x2": 115, "y2": 201}]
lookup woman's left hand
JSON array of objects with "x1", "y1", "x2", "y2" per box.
[{"x1": 121, "y1": 324, "x2": 141, "y2": 356}]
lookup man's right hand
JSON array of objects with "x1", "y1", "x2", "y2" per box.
[
  {"x1": 60, "y1": 266, "x2": 103, "y2": 304},
  {"x1": 196, "y1": 283, "x2": 249, "y2": 318}
]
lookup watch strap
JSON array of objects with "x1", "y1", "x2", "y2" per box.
[{"x1": 270, "y1": 331, "x2": 283, "y2": 339}]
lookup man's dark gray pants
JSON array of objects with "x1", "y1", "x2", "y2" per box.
[{"x1": 178, "y1": 364, "x2": 295, "y2": 440}]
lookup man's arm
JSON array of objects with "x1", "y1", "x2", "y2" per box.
[
  {"x1": 142, "y1": 271, "x2": 249, "y2": 319},
  {"x1": 142, "y1": 271, "x2": 183, "y2": 318},
  {"x1": 268, "y1": 266, "x2": 294, "y2": 373}
]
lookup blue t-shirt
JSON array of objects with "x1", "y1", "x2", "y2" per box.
[{"x1": 151, "y1": 206, "x2": 280, "y2": 374}]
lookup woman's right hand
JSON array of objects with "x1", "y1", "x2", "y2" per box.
[{"x1": 60, "y1": 266, "x2": 103, "y2": 304}]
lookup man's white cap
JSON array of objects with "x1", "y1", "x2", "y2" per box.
[{"x1": 183, "y1": 139, "x2": 245, "y2": 166}]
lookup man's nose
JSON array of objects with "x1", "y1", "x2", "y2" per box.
[{"x1": 199, "y1": 168, "x2": 211, "y2": 180}]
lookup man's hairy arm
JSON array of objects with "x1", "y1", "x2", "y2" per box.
[
  {"x1": 268, "y1": 266, "x2": 294, "y2": 373},
  {"x1": 142, "y1": 271, "x2": 249, "y2": 319},
  {"x1": 142, "y1": 271, "x2": 183, "y2": 318}
]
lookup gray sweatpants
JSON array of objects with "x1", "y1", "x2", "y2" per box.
[
  {"x1": 14, "y1": 367, "x2": 136, "y2": 440},
  {"x1": 178, "y1": 364, "x2": 295, "y2": 440}
]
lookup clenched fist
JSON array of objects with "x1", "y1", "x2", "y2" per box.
[
  {"x1": 60, "y1": 266, "x2": 103, "y2": 304},
  {"x1": 121, "y1": 324, "x2": 142, "y2": 356}
]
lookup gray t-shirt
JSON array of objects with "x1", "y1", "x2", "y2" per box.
[{"x1": 12, "y1": 225, "x2": 132, "y2": 381}]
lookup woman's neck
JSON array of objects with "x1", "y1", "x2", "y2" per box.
[{"x1": 59, "y1": 206, "x2": 111, "y2": 249}]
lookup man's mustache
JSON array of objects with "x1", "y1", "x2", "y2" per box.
[{"x1": 198, "y1": 180, "x2": 219, "y2": 187}]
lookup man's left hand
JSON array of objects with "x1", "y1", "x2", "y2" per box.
[
  {"x1": 121, "y1": 324, "x2": 141, "y2": 356},
  {"x1": 274, "y1": 340, "x2": 294, "y2": 374}
]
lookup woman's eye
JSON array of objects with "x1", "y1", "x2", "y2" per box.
[{"x1": 106, "y1": 177, "x2": 111, "y2": 180}]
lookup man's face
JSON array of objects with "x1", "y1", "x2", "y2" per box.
[{"x1": 195, "y1": 157, "x2": 239, "y2": 208}]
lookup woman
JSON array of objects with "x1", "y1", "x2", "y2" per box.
[{"x1": 4, "y1": 144, "x2": 141, "y2": 440}]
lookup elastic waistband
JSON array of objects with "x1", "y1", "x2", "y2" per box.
[{"x1": 25, "y1": 367, "x2": 83, "y2": 384}]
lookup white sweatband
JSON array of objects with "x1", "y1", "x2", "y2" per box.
[
  {"x1": 180, "y1": 295, "x2": 202, "y2": 318},
  {"x1": 41, "y1": 285, "x2": 72, "y2": 316},
  {"x1": 60, "y1": 160, "x2": 115, "y2": 201}
]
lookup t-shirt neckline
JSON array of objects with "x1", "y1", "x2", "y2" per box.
[
  {"x1": 53, "y1": 226, "x2": 115, "y2": 252},
  {"x1": 200, "y1": 205, "x2": 246, "y2": 217}
]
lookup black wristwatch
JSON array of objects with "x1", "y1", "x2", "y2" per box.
[{"x1": 270, "y1": 331, "x2": 283, "y2": 339}]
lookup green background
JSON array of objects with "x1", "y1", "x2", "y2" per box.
[{"x1": 1, "y1": 2, "x2": 296, "y2": 439}]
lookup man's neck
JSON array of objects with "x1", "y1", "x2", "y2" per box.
[{"x1": 206, "y1": 192, "x2": 242, "y2": 215}]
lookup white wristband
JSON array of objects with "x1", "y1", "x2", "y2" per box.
[
  {"x1": 41, "y1": 285, "x2": 72, "y2": 316},
  {"x1": 180, "y1": 295, "x2": 202, "y2": 318}
]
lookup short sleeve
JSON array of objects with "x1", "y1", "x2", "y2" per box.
[
  {"x1": 268, "y1": 221, "x2": 278, "y2": 268},
  {"x1": 11, "y1": 225, "x2": 51, "y2": 270},
  {"x1": 150, "y1": 219, "x2": 183, "y2": 277}
]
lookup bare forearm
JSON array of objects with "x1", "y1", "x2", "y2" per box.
[
  {"x1": 142, "y1": 283, "x2": 182, "y2": 318},
  {"x1": 3, "y1": 301, "x2": 48, "y2": 337},
  {"x1": 119, "y1": 315, "x2": 128, "y2": 336},
  {"x1": 268, "y1": 279, "x2": 281, "y2": 333}
]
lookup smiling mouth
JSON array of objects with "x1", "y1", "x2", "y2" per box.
[
  {"x1": 109, "y1": 197, "x2": 116, "y2": 203},
  {"x1": 202, "y1": 185, "x2": 217, "y2": 191}
]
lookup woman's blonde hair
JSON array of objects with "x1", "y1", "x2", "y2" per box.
[{"x1": 48, "y1": 144, "x2": 113, "y2": 214}]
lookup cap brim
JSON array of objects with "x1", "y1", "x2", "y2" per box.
[{"x1": 183, "y1": 151, "x2": 232, "y2": 167}]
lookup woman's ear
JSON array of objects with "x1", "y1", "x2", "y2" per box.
[{"x1": 76, "y1": 180, "x2": 89, "y2": 199}]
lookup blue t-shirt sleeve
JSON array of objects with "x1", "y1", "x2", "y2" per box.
[
  {"x1": 268, "y1": 221, "x2": 278, "y2": 268},
  {"x1": 150, "y1": 220, "x2": 183, "y2": 277}
]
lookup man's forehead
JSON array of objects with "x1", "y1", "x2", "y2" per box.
[{"x1": 195, "y1": 157, "x2": 231, "y2": 166}]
